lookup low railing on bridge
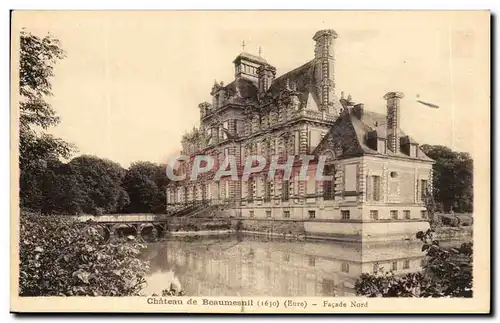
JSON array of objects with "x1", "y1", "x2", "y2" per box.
[{"x1": 73, "y1": 214, "x2": 162, "y2": 223}]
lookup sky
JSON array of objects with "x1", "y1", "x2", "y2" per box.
[{"x1": 12, "y1": 11, "x2": 489, "y2": 167}]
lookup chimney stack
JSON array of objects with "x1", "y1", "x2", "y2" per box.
[
  {"x1": 313, "y1": 29, "x2": 338, "y2": 115},
  {"x1": 257, "y1": 64, "x2": 276, "y2": 96},
  {"x1": 383, "y1": 92, "x2": 404, "y2": 153}
]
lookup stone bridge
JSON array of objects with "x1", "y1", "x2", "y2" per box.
[
  {"x1": 72, "y1": 205, "x2": 231, "y2": 242},
  {"x1": 74, "y1": 214, "x2": 168, "y2": 242}
]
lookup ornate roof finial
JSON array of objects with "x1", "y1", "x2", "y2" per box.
[
  {"x1": 242, "y1": 40, "x2": 246, "y2": 52},
  {"x1": 341, "y1": 91, "x2": 345, "y2": 99},
  {"x1": 347, "y1": 94, "x2": 352, "y2": 102},
  {"x1": 258, "y1": 46, "x2": 262, "y2": 57}
]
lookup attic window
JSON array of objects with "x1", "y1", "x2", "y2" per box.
[{"x1": 390, "y1": 171, "x2": 398, "y2": 179}]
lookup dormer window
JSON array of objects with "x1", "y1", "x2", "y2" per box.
[
  {"x1": 400, "y1": 136, "x2": 418, "y2": 157},
  {"x1": 233, "y1": 52, "x2": 267, "y2": 81},
  {"x1": 410, "y1": 145, "x2": 417, "y2": 157}
]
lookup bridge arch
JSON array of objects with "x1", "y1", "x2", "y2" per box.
[
  {"x1": 111, "y1": 223, "x2": 138, "y2": 241},
  {"x1": 95, "y1": 224, "x2": 112, "y2": 242},
  {"x1": 139, "y1": 223, "x2": 163, "y2": 242}
]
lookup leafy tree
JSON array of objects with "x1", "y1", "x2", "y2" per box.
[
  {"x1": 19, "y1": 29, "x2": 75, "y2": 210},
  {"x1": 67, "y1": 155, "x2": 130, "y2": 215},
  {"x1": 421, "y1": 145, "x2": 473, "y2": 213},
  {"x1": 19, "y1": 212, "x2": 149, "y2": 296},
  {"x1": 122, "y1": 162, "x2": 169, "y2": 214},
  {"x1": 355, "y1": 229, "x2": 472, "y2": 298}
]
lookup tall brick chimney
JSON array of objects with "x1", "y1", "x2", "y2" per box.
[
  {"x1": 383, "y1": 92, "x2": 404, "y2": 153},
  {"x1": 313, "y1": 29, "x2": 338, "y2": 114}
]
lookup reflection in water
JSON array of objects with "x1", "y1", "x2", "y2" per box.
[{"x1": 142, "y1": 235, "x2": 425, "y2": 297}]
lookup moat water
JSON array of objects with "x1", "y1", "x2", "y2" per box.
[{"x1": 141, "y1": 234, "x2": 428, "y2": 297}]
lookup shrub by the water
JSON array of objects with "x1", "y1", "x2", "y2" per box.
[
  {"x1": 19, "y1": 212, "x2": 150, "y2": 296},
  {"x1": 355, "y1": 229, "x2": 472, "y2": 298}
]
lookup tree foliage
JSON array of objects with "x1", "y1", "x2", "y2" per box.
[
  {"x1": 67, "y1": 155, "x2": 130, "y2": 215},
  {"x1": 19, "y1": 29, "x2": 76, "y2": 210},
  {"x1": 355, "y1": 229, "x2": 473, "y2": 298},
  {"x1": 122, "y1": 162, "x2": 169, "y2": 214},
  {"x1": 19, "y1": 29, "x2": 65, "y2": 131},
  {"x1": 421, "y1": 145, "x2": 473, "y2": 213},
  {"x1": 19, "y1": 212, "x2": 149, "y2": 296}
]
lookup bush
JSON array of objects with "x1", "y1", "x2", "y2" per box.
[
  {"x1": 355, "y1": 229, "x2": 472, "y2": 298},
  {"x1": 152, "y1": 287, "x2": 185, "y2": 297},
  {"x1": 19, "y1": 212, "x2": 150, "y2": 296}
]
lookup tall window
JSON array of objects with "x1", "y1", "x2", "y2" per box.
[
  {"x1": 323, "y1": 165, "x2": 334, "y2": 200},
  {"x1": 266, "y1": 141, "x2": 272, "y2": 159},
  {"x1": 420, "y1": 179, "x2": 429, "y2": 201},
  {"x1": 282, "y1": 180, "x2": 290, "y2": 202},
  {"x1": 283, "y1": 253, "x2": 290, "y2": 262},
  {"x1": 264, "y1": 176, "x2": 271, "y2": 202},
  {"x1": 323, "y1": 180, "x2": 333, "y2": 200},
  {"x1": 184, "y1": 187, "x2": 188, "y2": 203},
  {"x1": 201, "y1": 184, "x2": 207, "y2": 201},
  {"x1": 308, "y1": 256, "x2": 316, "y2": 267},
  {"x1": 341, "y1": 210, "x2": 350, "y2": 220},
  {"x1": 247, "y1": 178, "x2": 254, "y2": 203},
  {"x1": 372, "y1": 175, "x2": 381, "y2": 201}
]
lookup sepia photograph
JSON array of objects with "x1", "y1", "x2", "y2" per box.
[{"x1": 10, "y1": 10, "x2": 490, "y2": 313}]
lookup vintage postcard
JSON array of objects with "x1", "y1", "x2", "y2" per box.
[{"x1": 10, "y1": 10, "x2": 490, "y2": 314}]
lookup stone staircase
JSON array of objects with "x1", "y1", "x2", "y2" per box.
[{"x1": 166, "y1": 201, "x2": 224, "y2": 219}]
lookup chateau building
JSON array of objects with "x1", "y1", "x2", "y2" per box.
[{"x1": 166, "y1": 29, "x2": 434, "y2": 241}]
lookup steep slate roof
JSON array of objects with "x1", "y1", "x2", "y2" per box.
[
  {"x1": 233, "y1": 52, "x2": 268, "y2": 65},
  {"x1": 224, "y1": 78, "x2": 259, "y2": 101},
  {"x1": 314, "y1": 108, "x2": 433, "y2": 162},
  {"x1": 267, "y1": 60, "x2": 344, "y2": 113}
]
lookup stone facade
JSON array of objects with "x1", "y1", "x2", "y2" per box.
[{"x1": 167, "y1": 29, "x2": 435, "y2": 241}]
